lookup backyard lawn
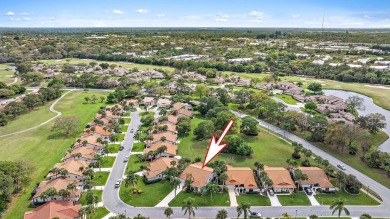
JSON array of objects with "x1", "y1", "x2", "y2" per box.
[
  {"x1": 169, "y1": 192, "x2": 230, "y2": 207},
  {"x1": 93, "y1": 172, "x2": 109, "y2": 186},
  {"x1": 119, "y1": 178, "x2": 172, "y2": 207},
  {"x1": 315, "y1": 189, "x2": 380, "y2": 206},
  {"x1": 132, "y1": 142, "x2": 145, "y2": 152},
  {"x1": 80, "y1": 190, "x2": 103, "y2": 205},
  {"x1": 274, "y1": 93, "x2": 298, "y2": 105},
  {"x1": 91, "y1": 207, "x2": 110, "y2": 219},
  {"x1": 236, "y1": 194, "x2": 271, "y2": 206},
  {"x1": 277, "y1": 192, "x2": 311, "y2": 206},
  {"x1": 1, "y1": 91, "x2": 107, "y2": 219},
  {"x1": 101, "y1": 156, "x2": 116, "y2": 168}
]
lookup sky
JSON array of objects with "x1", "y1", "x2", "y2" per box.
[{"x1": 0, "y1": 0, "x2": 390, "y2": 28}]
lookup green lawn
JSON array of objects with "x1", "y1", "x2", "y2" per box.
[
  {"x1": 236, "y1": 194, "x2": 271, "y2": 206},
  {"x1": 132, "y1": 142, "x2": 145, "y2": 152},
  {"x1": 93, "y1": 172, "x2": 109, "y2": 186},
  {"x1": 1, "y1": 91, "x2": 107, "y2": 219},
  {"x1": 315, "y1": 189, "x2": 380, "y2": 206},
  {"x1": 119, "y1": 178, "x2": 172, "y2": 207},
  {"x1": 123, "y1": 118, "x2": 131, "y2": 124},
  {"x1": 118, "y1": 133, "x2": 125, "y2": 141},
  {"x1": 0, "y1": 64, "x2": 15, "y2": 84},
  {"x1": 91, "y1": 207, "x2": 110, "y2": 219},
  {"x1": 277, "y1": 192, "x2": 311, "y2": 206},
  {"x1": 121, "y1": 125, "x2": 129, "y2": 132},
  {"x1": 169, "y1": 192, "x2": 230, "y2": 207},
  {"x1": 179, "y1": 116, "x2": 298, "y2": 167},
  {"x1": 140, "y1": 111, "x2": 155, "y2": 118},
  {"x1": 274, "y1": 93, "x2": 298, "y2": 105},
  {"x1": 101, "y1": 156, "x2": 116, "y2": 168},
  {"x1": 123, "y1": 112, "x2": 130, "y2": 117},
  {"x1": 80, "y1": 190, "x2": 103, "y2": 206},
  {"x1": 126, "y1": 156, "x2": 146, "y2": 172},
  {"x1": 108, "y1": 144, "x2": 120, "y2": 153}
]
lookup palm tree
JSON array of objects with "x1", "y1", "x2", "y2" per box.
[
  {"x1": 67, "y1": 182, "x2": 76, "y2": 192},
  {"x1": 216, "y1": 209, "x2": 228, "y2": 219},
  {"x1": 330, "y1": 198, "x2": 350, "y2": 218},
  {"x1": 236, "y1": 202, "x2": 251, "y2": 219},
  {"x1": 335, "y1": 171, "x2": 346, "y2": 190},
  {"x1": 164, "y1": 207, "x2": 174, "y2": 219},
  {"x1": 170, "y1": 177, "x2": 181, "y2": 196},
  {"x1": 219, "y1": 173, "x2": 228, "y2": 186},
  {"x1": 281, "y1": 212, "x2": 292, "y2": 219},
  {"x1": 182, "y1": 197, "x2": 198, "y2": 219},
  {"x1": 206, "y1": 182, "x2": 220, "y2": 200},
  {"x1": 125, "y1": 171, "x2": 138, "y2": 190},
  {"x1": 85, "y1": 191, "x2": 99, "y2": 206},
  {"x1": 253, "y1": 162, "x2": 264, "y2": 176},
  {"x1": 58, "y1": 189, "x2": 71, "y2": 200}
]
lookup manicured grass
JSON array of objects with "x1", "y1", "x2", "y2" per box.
[
  {"x1": 121, "y1": 125, "x2": 129, "y2": 132},
  {"x1": 119, "y1": 178, "x2": 172, "y2": 207},
  {"x1": 274, "y1": 93, "x2": 298, "y2": 105},
  {"x1": 126, "y1": 156, "x2": 146, "y2": 172},
  {"x1": 93, "y1": 171, "x2": 109, "y2": 186},
  {"x1": 236, "y1": 194, "x2": 271, "y2": 206},
  {"x1": 108, "y1": 144, "x2": 120, "y2": 153},
  {"x1": 118, "y1": 133, "x2": 125, "y2": 141},
  {"x1": 132, "y1": 142, "x2": 145, "y2": 152},
  {"x1": 123, "y1": 118, "x2": 131, "y2": 124},
  {"x1": 315, "y1": 189, "x2": 380, "y2": 206},
  {"x1": 80, "y1": 190, "x2": 103, "y2": 206},
  {"x1": 91, "y1": 207, "x2": 110, "y2": 219},
  {"x1": 140, "y1": 111, "x2": 155, "y2": 117},
  {"x1": 0, "y1": 64, "x2": 15, "y2": 84},
  {"x1": 123, "y1": 112, "x2": 130, "y2": 117},
  {"x1": 169, "y1": 192, "x2": 230, "y2": 207},
  {"x1": 1, "y1": 91, "x2": 107, "y2": 219},
  {"x1": 130, "y1": 108, "x2": 137, "y2": 112},
  {"x1": 179, "y1": 116, "x2": 298, "y2": 167},
  {"x1": 277, "y1": 192, "x2": 311, "y2": 206},
  {"x1": 101, "y1": 156, "x2": 116, "y2": 168}
]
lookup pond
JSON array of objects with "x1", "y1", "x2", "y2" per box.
[{"x1": 323, "y1": 89, "x2": 390, "y2": 152}]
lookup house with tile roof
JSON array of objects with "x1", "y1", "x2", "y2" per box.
[
  {"x1": 157, "y1": 98, "x2": 172, "y2": 108},
  {"x1": 225, "y1": 165, "x2": 259, "y2": 193},
  {"x1": 31, "y1": 178, "x2": 81, "y2": 204},
  {"x1": 143, "y1": 142, "x2": 178, "y2": 158},
  {"x1": 73, "y1": 133, "x2": 105, "y2": 149},
  {"x1": 264, "y1": 166, "x2": 296, "y2": 194},
  {"x1": 295, "y1": 167, "x2": 335, "y2": 192},
  {"x1": 142, "y1": 97, "x2": 156, "y2": 106},
  {"x1": 48, "y1": 160, "x2": 89, "y2": 182},
  {"x1": 148, "y1": 131, "x2": 177, "y2": 145},
  {"x1": 179, "y1": 163, "x2": 216, "y2": 191},
  {"x1": 177, "y1": 109, "x2": 193, "y2": 118},
  {"x1": 83, "y1": 125, "x2": 111, "y2": 137},
  {"x1": 172, "y1": 102, "x2": 192, "y2": 111},
  {"x1": 144, "y1": 157, "x2": 178, "y2": 182},
  {"x1": 63, "y1": 146, "x2": 99, "y2": 163},
  {"x1": 24, "y1": 201, "x2": 81, "y2": 219}
]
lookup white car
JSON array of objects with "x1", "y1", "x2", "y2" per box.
[
  {"x1": 337, "y1": 164, "x2": 346, "y2": 170},
  {"x1": 124, "y1": 156, "x2": 129, "y2": 162},
  {"x1": 115, "y1": 179, "x2": 121, "y2": 188}
]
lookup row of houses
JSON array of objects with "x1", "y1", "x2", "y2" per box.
[{"x1": 30, "y1": 104, "x2": 123, "y2": 204}]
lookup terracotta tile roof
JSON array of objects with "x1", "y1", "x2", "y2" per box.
[
  {"x1": 143, "y1": 97, "x2": 154, "y2": 103},
  {"x1": 180, "y1": 163, "x2": 214, "y2": 188},
  {"x1": 156, "y1": 123, "x2": 177, "y2": 133},
  {"x1": 167, "y1": 115, "x2": 178, "y2": 124},
  {"x1": 225, "y1": 165, "x2": 258, "y2": 189},
  {"x1": 157, "y1": 98, "x2": 172, "y2": 106},
  {"x1": 144, "y1": 157, "x2": 178, "y2": 179},
  {"x1": 104, "y1": 110, "x2": 121, "y2": 119},
  {"x1": 75, "y1": 134, "x2": 103, "y2": 147},
  {"x1": 64, "y1": 147, "x2": 98, "y2": 161},
  {"x1": 298, "y1": 167, "x2": 334, "y2": 188},
  {"x1": 24, "y1": 201, "x2": 81, "y2": 219},
  {"x1": 172, "y1": 102, "x2": 187, "y2": 111},
  {"x1": 53, "y1": 160, "x2": 90, "y2": 177},
  {"x1": 264, "y1": 166, "x2": 296, "y2": 189},
  {"x1": 85, "y1": 125, "x2": 111, "y2": 136},
  {"x1": 125, "y1": 99, "x2": 139, "y2": 105},
  {"x1": 150, "y1": 131, "x2": 177, "y2": 144},
  {"x1": 178, "y1": 109, "x2": 193, "y2": 117},
  {"x1": 144, "y1": 142, "x2": 177, "y2": 156},
  {"x1": 32, "y1": 178, "x2": 81, "y2": 199}
]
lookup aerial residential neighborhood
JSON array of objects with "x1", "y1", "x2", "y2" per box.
[{"x1": 0, "y1": 1, "x2": 390, "y2": 219}]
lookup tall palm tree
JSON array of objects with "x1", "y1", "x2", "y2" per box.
[
  {"x1": 58, "y1": 189, "x2": 71, "y2": 200},
  {"x1": 253, "y1": 162, "x2": 264, "y2": 176},
  {"x1": 125, "y1": 171, "x2": 138, "y2": 190},
  {"x1": 219, "y1": 173, "x2": 228, "y2": 186},
  {"x1": 164, "y1": 207, "x2": 173, "y2": 219},
  {"x1": 216, "y1": 209, "x2": 228, "y2": 219},
  {"x1": 206, "y1": 183, "x2": 220, "y2": 201},
  {"x1": 236, "y1": 202, "x2": 251, "y2": 219},
  {"x1": 330, "y1": 198, "x2": 350, "y2": 218},
  {"x1": 335, "y1": 171, "x2": 346, "y2": 190},
  {"x1": 182, "y1": 197, "x2": 198, "y2": 219},
  {"x1": 170, "y1": 177, "x2": 181, "y2": 196}
]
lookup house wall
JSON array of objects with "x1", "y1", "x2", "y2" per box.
[
  {"x1": 32, "y1": 194, "x2": 80, "y2": 204},
  {"x1": 273, "y1": 188, "x2": 294, "y2": 194}
]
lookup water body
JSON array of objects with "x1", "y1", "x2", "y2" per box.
[{"x1": 323, "y1": 89, "x2": 390, "y2": 152}]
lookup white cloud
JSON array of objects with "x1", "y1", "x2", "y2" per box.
[
  {"x1": 248, "y1": 11, "x2": 265, "y2": 18},
  {"x1": 135, "y1": 9, "x2": 149, "y2": 14},
  {"x1": 6, "y1": 11, "x2": 15, "y2": 16},
  {"x1": 292, "y1": 14, "x2": 300, "y2": 18},
  {"x1": 157, "y1": 14, "x2": 166, "y2": 17},
  {"x1": 20, "y1": 12, "x2": 31, "y2": 16},
  {"x1": 112, "y1": 10, "x2": 126, "y2": 14},
  {"x1": 8, "y1": 17, "x2": 31, "y2": 21},
  {"x1": 364, "y1": 15, "x2": 369, "y2": 19},
  {"x1": 214, "y1": 18, "x2": 228, "y2": 22},
  {"x1": 250, "y1": 19, "x2": 263, "y2": 23}
]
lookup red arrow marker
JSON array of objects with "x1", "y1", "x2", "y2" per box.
[{"x1": 202, "y1": 119, "x2": 234, "y2": 168}]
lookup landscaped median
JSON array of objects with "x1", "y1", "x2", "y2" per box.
[{"x1": 119, "y1": 178, "x2": 172, "y2": 207}]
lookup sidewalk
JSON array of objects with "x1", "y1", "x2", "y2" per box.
[
  {"x1": 93, "y1": 168, "x2": 112, "y2": 172},
  {"x1": 268, "y1": 194, "x2": 281, "y2": 206},
  {"x1": 307, "y1": 193, "x2": 320, "y2": 206},
  {"x1": 155, "y1": 181, "x2": 185, "y2": 207},
  {"x1": 228, "y1": 187, "x2": 238, "y2": 206}
]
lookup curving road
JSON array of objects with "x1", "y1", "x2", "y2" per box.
[
  {"x1": 102, "y1": 109, "x2": 390, "y2": 218},
  {"x1": 0, "y1": 90, "x2": 71, "y2": 138}
]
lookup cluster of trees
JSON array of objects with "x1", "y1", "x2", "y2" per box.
[
  {"x1": 84, "y1": 95, "x2": 105, "y2": 104},
  {"x1": 0, "y1": 87, "x2": 62, "y2": 126},
  {"x1": 0, "y1": 82, "x2": 26, "y2": 98},
  {"x1": 0, "y1": 161, "x2": 32, "y2": 216}
]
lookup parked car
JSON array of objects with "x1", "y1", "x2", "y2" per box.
[
  {"x1": 130, "y1": 129, "x2": 134, "y2": 133},
  {"x1": 304, "y1": 187, "x2": 313, "y2": 195},
  {"x1": 249, "y1": 212, "x2": 262, "y2": 218},
  {"x1": 115, "y1": 179, "x2": 121, "y2": 188},
  {"x1": 119, "y1": 146, "x2": 124, "y2": 151},
  {"x1": 337, "y1": 164, "x2": 346, "y2": 170},
  {"x1": 124, "y1": 156, "x2": 129, "y2": 162}
]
